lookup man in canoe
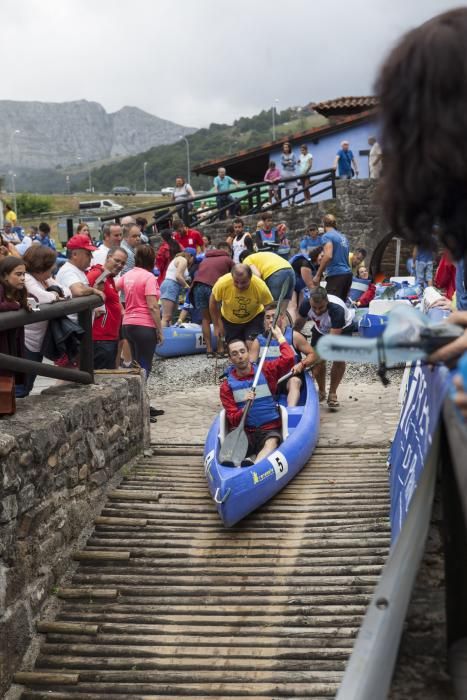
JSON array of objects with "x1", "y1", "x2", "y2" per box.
[
  {"x1": 220, "y1": 325, "x2": 295, "y2": 465},
  {"x1": 294, "y1": 286, "x2": 355, "y2": 410},
  {"x1": 250, "y1": 303, "x2": 317, "y2": 407},
  {"x1": 209, "y1": 264, "x2": 273, "y2": 349}
]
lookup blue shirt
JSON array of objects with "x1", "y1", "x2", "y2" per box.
[
  {"x1": 322, "y1": 228, "x2": 351, "y2": 277},
  {"x1": 34, "y1": 234, "x2": 56, "y2": 250},
  {"x1": 456, "y1": 259, "x2": 467, "y2": 311},
  {"x1": 214, "y1": 175, "x2": 236, "y2": 193},
  {"x1": 416, "y1": 246, "x2": 433, "y2": 263},
  {"x1": 300, "y1": 235, "x2": 323, "y2": 253},
  {"x1": 336, "y1": 148, "x2": 354, "y2": 177}
]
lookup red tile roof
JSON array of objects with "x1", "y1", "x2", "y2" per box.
[{"x1": 312, "y1": 96, "x2": 378, "y2": 117}]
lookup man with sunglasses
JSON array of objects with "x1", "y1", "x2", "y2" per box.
[{"x1": 86, "y1": 246, "x2": 128, "y2": 369}]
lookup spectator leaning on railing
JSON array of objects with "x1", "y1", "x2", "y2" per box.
[{"x1": 0, "y1": 257, "x2": 29, "y2": 412}]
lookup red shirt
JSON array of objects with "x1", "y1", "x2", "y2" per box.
[
  {"x1": 174, "y1": 228, "x2": 204, "y2": 250},
  {"x1": 194, "y1": 249, "x2": 233, "y2": 287},
  {"x1": 220, "y1": 340, "x2": 294, "y2": 430},
  {"x1": 86, "y1": 265, "x2": 122, "y2": 341}
]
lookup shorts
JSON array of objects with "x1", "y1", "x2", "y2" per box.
[
  {"x1": 159, "y1": 278, "x2": 183, "y2": 303},
  {"x1": 415, "y1": 260, "x2": 433, "y2": 286},
  {"x1": 310, "y1": 324, "x2": 353, "y2": 347},
  {"x1": 222, "y1": 311, "x2": 264, "y2": 343},
  {"x1": 192, "y1": 282, "x2": 212, "y2": 310},
  {"x1": 325, "y1": 273, "x2": 353, "y2": 302},
  {"x1": 246, "y1": 427, "x2": 282, "y2": 456},
  {"x1": 265, "y1": 267, "x2": 295, "y2": 301}
]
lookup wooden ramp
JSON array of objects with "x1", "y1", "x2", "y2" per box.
[{"x1": 17, "y1": 445, "x2": 390, "y2": 700}]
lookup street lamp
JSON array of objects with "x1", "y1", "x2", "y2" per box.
[
  {"x1": 143, "y1": 161, "x2": 148, "y2": 193},
  {"x1": 9, "y1": 172, "x2": 17, "y2": 217},
  {"x1": 77, "y1": 155, "x2": 93, "y2": 193},
  {"x1": 272, "y1": 98, "x2": 279, "y2": 141},
  {"x1": 9, "y1": 129, "x2": 21, "y2": 168},
  {"x1": 179, "y1": 136, "x2": 191, "y2": 184}
]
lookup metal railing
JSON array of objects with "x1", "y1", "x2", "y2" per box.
[
  {"x1": 0, "y1": 296, "x2": 102, "y2": 387},
  {"x1": 336, "y1": 395, "x2": 467, "y2": 699},
  {"x1": 100, "y1": 168, "x2": 337, "y2": 228}
]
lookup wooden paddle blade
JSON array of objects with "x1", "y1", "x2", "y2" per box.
[{"x1": 218, "y1": 425, "x2": 249, "y2": 467}]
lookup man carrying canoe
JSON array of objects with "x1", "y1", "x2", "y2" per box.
[
  {"x1": 209, "y1": 263, "x2": 273, "y2": 347},
  {"x1": 250, "y1": 303, "x2": 317, "y2": 407},
  {"x1": 220, "y1": 325, "x2": 295, "y2": 465}
]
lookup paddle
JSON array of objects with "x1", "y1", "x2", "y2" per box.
[{"x1": 218, "y1": 280, "x2": 289, "y2": 467}]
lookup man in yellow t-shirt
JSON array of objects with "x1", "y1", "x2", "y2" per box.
[
  {"x1": 4, "y1": 204, "x2": 17, "y2": 226},
  {"x1": 239, "y1": 250, "x2": 295, "y2": 313},
  {"x1": 209, "y1": 263, "x2": 273, "y2": 346}
]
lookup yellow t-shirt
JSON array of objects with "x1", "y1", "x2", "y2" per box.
[
  {"x1": 245, "y1": 251, "x2": 292, "y2": 279},
  {"x1": 212, "y1": 273, "x2": 273, "y2": 324},
  {"x1": 5, "y1": 210, "x2": 17, "y2": 225}
]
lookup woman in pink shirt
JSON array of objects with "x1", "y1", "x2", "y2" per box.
[
  {"x1": 264, "y1": 160, "x2": 281, "y2": 205},
  {"x1": 116, "y1": 245, "x2": 162, "y2": 376}
]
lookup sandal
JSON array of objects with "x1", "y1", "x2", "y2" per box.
[
  {"x1": 327, "y1": 393, "x2": 340, "y2": 410},
  {"x1": 206, "y1": 351, "x2": 215, "y2": 359},
  {"x1": 216, "y1": 351, "x2": 228, "y2": 359},
  {"x1": 318, "y1": 391, "x2": 326, "y2": 403}
]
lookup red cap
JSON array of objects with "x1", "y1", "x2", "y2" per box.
[{"x1": 66, "y1": 234, "x2": 97, "y2": 251}]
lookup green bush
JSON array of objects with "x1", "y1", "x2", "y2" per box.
[{"x1": 16, "y1": 193, "x2": 53, "y2": 217}]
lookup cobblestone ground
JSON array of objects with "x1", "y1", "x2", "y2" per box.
[{"x1": 149, "y1": 376, "x2": 401, "y2": 447}]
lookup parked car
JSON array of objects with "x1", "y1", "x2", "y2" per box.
[
  {"x1": 161, "y1": 186, "x2": 175, "y2": 196},
  {"x1": 112, "y1": 186, "x2": 135, "y2": 195},
  {"x1": 79, "y1": 199, "x2": 124, "y2": 212}
]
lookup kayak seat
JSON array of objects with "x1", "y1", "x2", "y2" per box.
[
  {"x1": 218, "y1": 408, "x2": 288, "y2": 446},
  {"x1": 286, "y1": 406, "x2": 303, "y2": 430}
]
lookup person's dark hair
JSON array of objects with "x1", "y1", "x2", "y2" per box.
[
  {"x1": 227, "y1": 337, "x2": 248, "y2": 355},
  {"x1": 175, "y1": 176, "x2": 185, "y2": 184},
  {"x1": 309, "y1": 245, "x2": 324, "y2": 264},
  {"x1": 282, "y1": 142, "x2": 291, "y2": 153},
  {"x1": 217, "y1": 242, "x2": 232, "y2": 254},
  {"x1": 264, "y1": 302, "x2": 278, "y2": 312},
  {"x1": 173, "y1": 219, "x2": 185, "y2": 233},
  {"x1": 309, "y1": 223, "x2": 319, "y2": 232},
  {"x1": 136, "y1": 217, "x2": 148, "y2": 229},
  {"x1": 0, "y1": 257, "x2": 28, "y2": 308},
  {"x1": 38, "y1": 222, "x2": 51, "y2": 235},
  {"x1": 135, "y1": 244, "x2": 156, "y2": 271},
  {"x1": 160, "y1": 229, "x2": 182, "y2": 259},
  {"x1": 356, "y1": 247, "x2": 367, "y2": 258},
  {"x1": 376, "y1": 7, "x2": 467, "y2": 259},
  {"x1": 203, "y1": 234, "x2": 211, "y2": 243},
  {"x1": 309, "y1": 286, "x2": 328, "y2": 303},
  {"x1": 225, "y1": 224, "x2": 235, "y2": 236},
  {"x1": 268, "y1": 160, "x2": 276, "y2": 168},
  {"x1": 233, "y1": 217, "x2": 243, "y2": 226},
  {"x1": 23, "y1": 246, "x2": 57, "y2": 274},
  {"x1": 238, "y1": 250, "x2": 253, "y2": 263}
]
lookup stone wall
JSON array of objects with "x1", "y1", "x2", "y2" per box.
[
  {"x1": 200, "y1": 179, "x2": 390, "y2": 270},
  {"x1": 0, "y1": 373, "x2": 149, "y2": 695}
]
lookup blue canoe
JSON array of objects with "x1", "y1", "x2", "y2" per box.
[
  {"x1": 204, "y1": 373, "x2": 319, "y2": 527},
  {"x1": 155, "y1": 323, "x2": 217, "y2": 358}
]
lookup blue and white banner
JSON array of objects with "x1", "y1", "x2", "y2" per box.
[{"x1": 389, "y1": 363, "x2": 450, "y2": 544}]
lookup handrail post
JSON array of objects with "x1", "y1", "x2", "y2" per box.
[
  {"x1": 255, "y1": 186, "x2": 261, "y2": 211},
  {"x1": 331, "y1": 169, "x2": 337, "y2": 198},
  {"x1": 77, "y1": 306, "x2": 94, "y2": 381}
]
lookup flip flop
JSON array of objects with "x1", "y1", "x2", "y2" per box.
[
  {"x1": 216, "y1": 351, "x2": 228, "y2": 359},
  {"x1": 206, "y1": 351, "x2": 215, "y2": 359},
  {"x1": 327, "y1": 393, "x2": 340, "y2": 410}
]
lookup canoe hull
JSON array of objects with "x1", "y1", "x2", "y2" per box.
[
  {"x1": 155, "y1": 323, "x2": 217, "y2": 358},
  {"x1": 204, "y1": 374, "x2": 319, "y2": 527}
]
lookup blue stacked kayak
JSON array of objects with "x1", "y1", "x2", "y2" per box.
[
  {"x1": 204, "y1": 373, "x2": 319, "y2": 527},
  {"x1": 155, "y1": 323, "x2": 217, "y2": 358}
]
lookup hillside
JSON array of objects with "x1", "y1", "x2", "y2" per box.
[
  {"x1": 84, "y1": 108, "x2": 328, "y2": 193},
  {"x1": 0, "y1": 99, "x2": 195, "y2": 171}
]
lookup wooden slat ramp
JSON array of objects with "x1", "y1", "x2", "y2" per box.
[{"x1": 18, "y1": 444, "x2": 390, "y2": 700}]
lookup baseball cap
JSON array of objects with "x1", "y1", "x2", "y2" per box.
[
  {"x1": 66, "y1": 234, "x2": 97, "y2": 251},
  {"x1": 184, "y1": 247, "x2": 197, "y2": 256}
]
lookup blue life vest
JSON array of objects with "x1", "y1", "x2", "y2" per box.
[
  {"x1": 227, "y1": 365, "x2": 279, "y2": 428},
  {"x1": 257, "y1": 327, "x2": 299, "y2": 363},
  {"x1": 348, "y1": 276, "x2": 372, "y2": 302},
  {"x1": 258, "y1": 228, "x2": 279, "y2": 247}
]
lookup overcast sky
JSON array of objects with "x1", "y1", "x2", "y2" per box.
[{"x1": 0, "y1": 0, "x2": 462, "y2": 128}]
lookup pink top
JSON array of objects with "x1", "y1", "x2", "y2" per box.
[
  {"x1": 116, "y1": 268, "x2": 160, "y2": 327},
  {"x1": 264, "y1": 167, "x2": 281, "y2": 183}
]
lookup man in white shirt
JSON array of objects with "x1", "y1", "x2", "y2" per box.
[
  {"x1": 56, "y1": 234, "x2": 105, "y2": 301},
  {"x1": 92, "y1": 223, "x2": 123, "y2": 266},
  {"x1": 298, "y1": 144, "x2": 313, "y2": 202},
  {"x1": 368, "y1": 136, "x2": 383, "y2": 178}
]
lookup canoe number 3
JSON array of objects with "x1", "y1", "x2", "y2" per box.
[{"x1": 268, "y1": 451, "x2": 289, "y2": 480}]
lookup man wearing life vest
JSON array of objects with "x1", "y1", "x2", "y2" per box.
[
  {"x1": 294, "y1": 286, "x2": 355, "y2": 410},
  {"x1": 254, "y1": 213, "x2": 280, "y2": 252},
  {"x1": 250, "y1": 303, "x2": 317, "y2": 406},
  {"x1": 220, "y1": 325, "x2": 295, "y2": 465}
]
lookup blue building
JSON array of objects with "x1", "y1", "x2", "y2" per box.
[{"x1": 193, "y1": 96, "x2": 379, "y2": 202}]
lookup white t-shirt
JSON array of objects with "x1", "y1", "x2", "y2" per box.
[
  {"x1": 298, "y1": 152, "x2": 313, "y2": 176},
  {"x1": 369, "y1": 142, "x2": 383, "y2": 178},
  {"x1": 24, "y1": 274, "x2": 70, "y2": 352},
  {"x1": 91, "y1": 244, "x2": 111, "y2": 266},
  {"x1": 56, "y1": 261, "x2": 89, "y2": 290}
]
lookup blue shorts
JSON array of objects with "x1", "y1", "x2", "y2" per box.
[
  {"x1": 265, "y1": 267, "x2": 295, "y2": 301},
  {"x1": 159, "y1": 278, "x2": 183, "y2": 303},
  {"x1": 192, "y1": 282, "x2": 212, "y2": 310}
]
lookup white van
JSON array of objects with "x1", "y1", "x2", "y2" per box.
[
  {"x1": 79, "y1": 199, "x2": 123, "y2": 212},
  {"x1": 57, "y1": 216, "x2": 102, "y2": 244}
]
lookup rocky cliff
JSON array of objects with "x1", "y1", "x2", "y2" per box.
[{"x1": 0, "y1": 100, "x2": 195, "y2": 170}]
